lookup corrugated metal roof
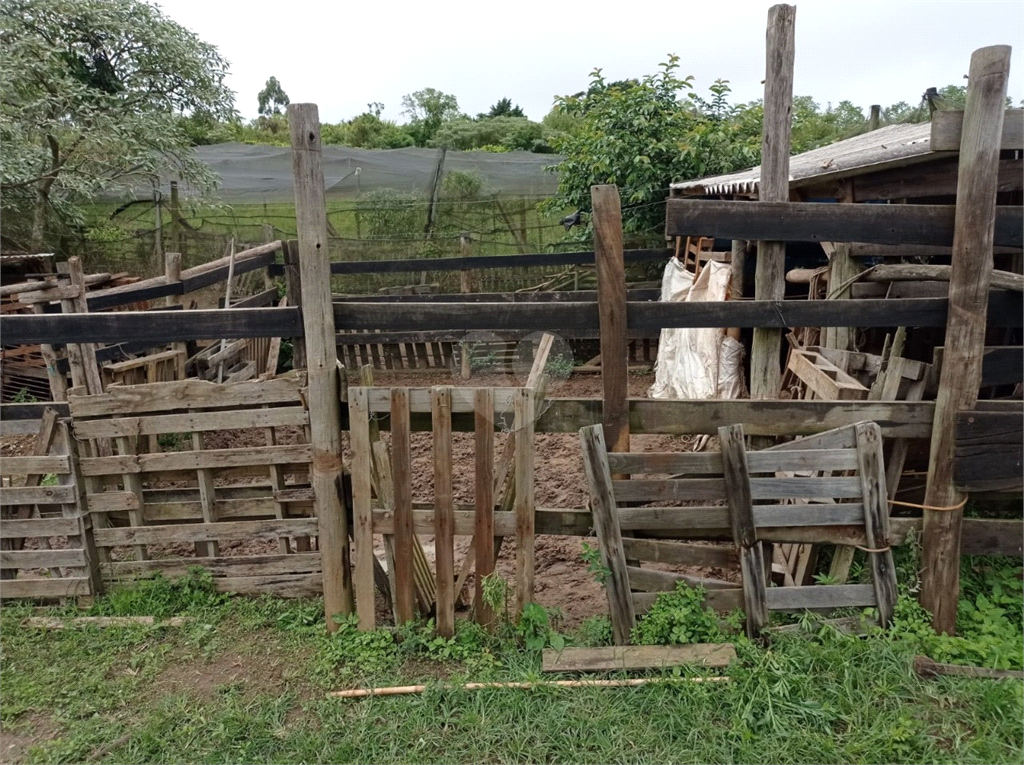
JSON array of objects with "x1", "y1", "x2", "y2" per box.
[{"x1": 672, "y1": 122, "x2": 949, "y2": 196}]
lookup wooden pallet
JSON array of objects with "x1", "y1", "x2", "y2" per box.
[
  {"x1": 580, "y1": 421, "x2": 899, "y2": 643},
  {"x1": 67, "y1": 375, "x2": 320, "y2": 596}
]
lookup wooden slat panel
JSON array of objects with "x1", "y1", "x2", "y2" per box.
[
  {"x1": 620, "y1": 538, "x2": 738, "y2": 568},
  {"x1": 85, "y1": 491, "x2": 141, "y2": 514},
  {"x1": 80, "y1": 444, "x2": 313, "y2": 476},
  {"x1": 765, "y1": 584, "x2": 876, "y2": 610},
  {"x1": 373, "y1": 510, "x2": 515, "y2": 536},
  {"x1": 751, "y1": 503, "x2": 865, "y2": 527},
  {"x1": 0, "y1": 455, "x2": 70, "y2": 476},
  {"x1": 0, "y1": 548, "x2": 87, "y2": 569},
  {"x1": 365, "y1": 386, "x2": 519, "y2": 415},
  {"x1": 67, "y1": 376, "x2": 304, "y2": 417},
  {"x1": 0, "y1": 485, "x2": 76, "y2": 506},
  {"x1": 605, "y1": 449, "x2": 858, "y2": 475},
  {"x1": 212, "y1": 573, "x2": 322, "y2": 598},
  {"x1": 632, "y1": 587, "x2": 744, "y2": 616},
  {"x1": 542, "y1": 644, "x2": 737, "y2": 672},
  {"x1": 92, "y1": 518, "x2": 319, "y2": 546},
  {"x1": 103, "y1": 553, "x2": 322, "y2": 579},
  {"x1": 72, "y1": 407, "x2": 308, "y2": 439},
  {"x1": 666, "y1": 199, "x2": 1023, "y2": 248},
  {"x1": 749, "y1": 476, "x2": 863, "y2": 500},
  {"x1": 1, "y1": 577, "x2": 91, "y2": 599}
]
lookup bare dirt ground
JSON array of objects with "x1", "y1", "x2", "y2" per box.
[{"x1": 0, "y1": 368, "x2": 739, "y2": 631}]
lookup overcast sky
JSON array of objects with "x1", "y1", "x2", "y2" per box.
[{"x1": 156, "y1": 0, "x2": 1022, "y2": 124}]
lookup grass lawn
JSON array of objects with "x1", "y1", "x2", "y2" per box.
[{"x1": 1, "y1": 560, "x2": 1022, "y2": 765}]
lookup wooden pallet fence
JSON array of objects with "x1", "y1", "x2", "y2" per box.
[
  {"x1": 348, "y1": 385, "x2": 537, "y2": 632},
  {"x1": 580, "y1": 421, "x2": 899, "y2": 642},
  {"x1": 67, "y1": 375, "x2": 322, "y2": 596},
  {"x1": 0, "y1": 415, "x2": 102, "y2": 600}
]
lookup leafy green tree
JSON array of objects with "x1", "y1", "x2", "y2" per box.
[
  {"x1": 429, "y1": 116, "x2": 546, "y2": 152},
  {"x1": 257, "y1": 76, "x2": 290, "y2": 117},
  {"x1": 0, "y1": 0, "x2": 234, "y2": 251},
  {"x1": 480, "y1": 98, "x2": 525, "y2": 119},
  {"x1": 401, "y1": 88, "x2": 462, "y2": 146}
]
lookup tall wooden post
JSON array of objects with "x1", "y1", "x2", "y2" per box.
[
  {"x1": 868, "y1": 105, "x2": 881, "y2": 132},
  {"x1": 750, "y1": 4, "x2": 796, "y2": 399},
  {"x1": 591, "y1": 184, "x2": 629, "y2": 455},
  {"x1": 288, "y1": 103, "x2": 353, "y2": 629},
  {"x1": 169, "y1": 180, "x2": 181, "y2": 255},
  {"x1": 920, "y1": 46, "x2": 1011, "y2": 635}
]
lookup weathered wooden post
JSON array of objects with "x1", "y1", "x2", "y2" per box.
[
  {"x1": 920, "y1": 46, "x2": 1011, "y2": 635},
  {"x1": 591, "y1": 184, "x2": 629, "y2": 457},
  {"x1": 288, "y1": 103, "x2": 353, "y2": 629},
  {"x1": 750, "y1": 4, "x2": 796, "y2": 399}
]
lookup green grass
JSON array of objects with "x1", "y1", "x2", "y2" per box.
[{"x1": 2, "y1": 560, "x2": 1022, "y2": 765}]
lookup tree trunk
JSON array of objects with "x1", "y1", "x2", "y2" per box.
[{"x1": 31, "y1": 184, "x2": 48, "y2": 253}]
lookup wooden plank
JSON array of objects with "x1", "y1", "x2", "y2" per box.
[
  {"x1": 719, "y1": 423, "x2": 767, "y2": 637},
  {"x1": 104, "y1": 553, "x2": 322, "y2": 578},
  {"x1": 592, "y1": 185, "x2": 630, "y2": 456},
  {"x1": 348, "y1": 387, "x2": 375, "y2": 630},
  {"x1": 432, "y1": 387, "x2": 455, "y2": 637},
  {"x1": 765, "y1": 584, "x2": 876, "y2": 610},
  {"x1": 863, "y1": 264, "x2": 1023, "y2": 293},
  {"x1": 750, "y1": 2, "x2": 796, "y2": 399},
  {"x1": 67, "y1": 376, "x2": 303, "y2": 417},
  {"x1": 666, "y1": 199, "x2": 1023, "y2": 249},
  {"x1": 542, "y1": 644, "x2": 737, "y2": 673},
  {"x1": 93, "y1": 518, "x2": 319, "y2": 546},
  {"x1": 788, "y1": 349, "x2": 868, "y2": 401},
  {"x1": 3, "y1": 307, "x2": 302, "y2": 346},
  {"x1": 611, "y1": 476, "x2": 862, "y2": 503},
  {"x1": 620, "y1": 538, "x2": 738, "y2": 569},
  {"x1": 22, "y1": 615, "x2": 190, "y2": 628},
  {"x1": 0, "y1": 455, "x2": 70, "y2": 476},
  {"x1": 0, "y1": 485, "x2": 76, "y2": 506},
  {"x1": 334, "y1": 289, "x2": 662, "y2": 304},
  {"x1": 331, "y1": 294, "x2": 1023, "y2": 336},
  {"x1": 626, "y1": 566, "x2": 734, "y2": 593},
  {"x1": 0, "y1": 577, "x2": 91, "y2": 599},
  {"x1": 212, "y1": 573, "x2": 322, "y2": 598},
  {"x1": 0, "y1": 548, "x2": 87, "y2": 569},
  {"x1": 474, "y1": 388, "x2": 495, "y2": 626},
  {"x1": 80, "y1": 444, "x2": 312, "y2": 476},
  {"x1": 390, "y1": 388, "x2": 415, "y2": 624},
  {"x1": 514, "y1": 388, "x2": 535, "y2": 617},
  {"x1": 373, "y1": 510, "x2": 514, "y2": 536},
  {"x1": 579, "y1": 424, "x2": 635, "y2": 645},
  {"x1": 632, "y1": 587, "x2": 744, "y2": 616},
  {"x1": 930, "y1": 108, "x2": 1023, "y2": 151},
  {"x1": 854, "y1": 422, "x2": 898, "y2": 626},
  {"x1": 935, "y1": 346, "x2": 1024, "y2": 387},
  {"x1": 605, "y1": 449, "x2": 858, "y2": 475},
  {"x1": 915, "y1": 655, "x2": 1024, "y2": 681},
  {"x1": 954, "y1": 409, "x2": 1023, "y2": 492},
  {"x1": 921, "y1": 46, "x2": 1013, "y2": 635}
]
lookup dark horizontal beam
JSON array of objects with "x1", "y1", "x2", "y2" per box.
[
  {"x1": 0, "y1": 402, "x2": 70, "y2": 420},
  {"x1": 333, "y1": 288, "x2": 661, "y2": 304},
  {"x1": 1, "y1": 308, "x2": 302, "y2": 346},
  {"x1": 666, "y1": 199, "x2": 1023, "y2": 248},
  {"x1": 333, "y1": 293, "x2": 1022, "y2": 334},
  {"x1": 268, "y1": 249, "x2": 672, "y2": 277}
]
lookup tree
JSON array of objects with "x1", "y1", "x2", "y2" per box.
[
  {"x1": 479, "y1": 98, "x2": 525, "y2": 119},
  {"x1": 429, "y1": 116, "x2": 547, "y2": 152},
  {"x1": 401, "y1": 88, "x2": 462, "y2": 146},
  {"x1": 257, "y1": 76, "x2": 290, "y2": 117},
  {"x1": 543, "y1": 57, "x2": 761, "y2": 235},
  {"x1": 0, "y1": 0, "x2": 235, "y2": 251}
]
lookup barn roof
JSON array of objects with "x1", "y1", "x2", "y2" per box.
[{"x1": 671, "y1": 122, "x2": 950, "y2": 197}]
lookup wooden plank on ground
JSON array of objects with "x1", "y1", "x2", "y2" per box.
[
  {"x1": 579, "y1": 424, "x2": 635, "y2": 644},
  {"x1": 542, "y1": 644, "x2": 737, "y2": 673}
]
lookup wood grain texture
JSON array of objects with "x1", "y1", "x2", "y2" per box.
[
  {"x1": 930, "y1": 108, "x2": 1023, "y2": 151},
  {"x1": 432, "y1": 387, "x2": 455, "y2": 637},
  {"x1": 542, "y1": 644, "x2": 736, "y2": 672},
  {"x1": 666, "y1": 199, "x2": 1023, "y2": 249},
  {"x1": 592, "y1": 185, "x2": 630, "y2": 455},
  {"x1": 954, "y1": 408, "x2": 1024, "y2": 492},
  {"x1": 514, "y1": 389, "x2": 536, "y2": 617},
  {"x1": 854, "y1": 423, "x2": 898, "y2": 627},
  {"x1": 579, "y1": 424, "x2": 635, "y2": 644},
  {"x1": 473, "y1": 388, "x2": 496, "y2": 626},
  {"x1": 289, "y1": 103, "x2": 351, "y2": 629},
  {"x1": 348, "y1": 387, "x2": 375, "y2": 630},
  {"x1": 765, "y1": 583, "x2": 876, "y2": 610},
  {"x1": 921, "y1": 46, "x2": 1012, "y2": 635},
  {"x1": 390, "y1": 388, "x2": 415, "y2": 624}
]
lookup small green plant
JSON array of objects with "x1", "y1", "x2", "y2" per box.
[
  {"x1": 580, "y1": 542, "x2": 611, "y2": 584},
  {"x1": 543, "y1": 352, "x2": 575, "y2": 379},
  {"x1": 469, "y1": 347, "x2": 499, "y2": 372},
  {"x1": 320, "y1": 614, "x2": 399, "y2": 675},
  {"x1": 577, "y1": 615, "x2": 613, "y2": 647},
  {"x1": 12, "y1": 387, "x2": 37, "y2": 403},
  {"x1": 481, "y1": 572, "x2": 510, "y2": 621},
  {"x1": 812, "y1": 571, "x2": 840, "y2": 586},
  {"x1": 157, "y1": 432, "x2": 189, "y2": 451},
  {"x1": 516, "y1": 602, "x2": 564, "y2": 652},
  {"x1": 632, "y1": 582, "x2": 727, "y2": 645},
  {"x1": 90, "y1": 567, "x2": 228, "y2": 618}
]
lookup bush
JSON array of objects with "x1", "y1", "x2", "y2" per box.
[
  {"x1": 632, "y1": 582, "x2": 729, "y2": 645},
  {"x1": 355, "y1": 188, "x2": 422, "y2": 238}
]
